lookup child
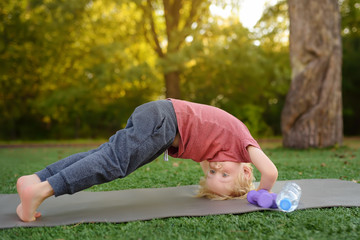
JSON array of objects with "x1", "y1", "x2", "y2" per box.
[{"x1": 16, "y1": 99, "x2": 278, "y2": 222}]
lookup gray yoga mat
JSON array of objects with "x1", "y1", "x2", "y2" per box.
[{"x1": 0, "y1": 179, "x2": 359, "y2": 229}]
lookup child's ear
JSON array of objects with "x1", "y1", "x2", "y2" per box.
[
  {"x1": 242, "y1": 164, "x2": 252, "y2": 181},
  {"x1": 200, "y1": 160, "x2": 210, "y2": 175}
]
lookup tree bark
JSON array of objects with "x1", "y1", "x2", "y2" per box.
[
  {"x1": 164, "y1": 71, "x2": 181, "y2": 99},
  {"x1": 281, "y1": 0, "x2": 343, "y2": 148}
]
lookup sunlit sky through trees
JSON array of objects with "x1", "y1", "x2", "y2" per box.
[
  {"x1": 209, "y1": 0, "x2": 289, "y2": 45},
  {"x1": 210, "y1": 0, "x2": 278, "y2": 30}
]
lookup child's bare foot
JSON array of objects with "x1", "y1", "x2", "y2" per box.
[
  {"x1": 17, "y1": 174, "x2": 41, "y2": 194},
  {"x1": 16, "y1": 180, "x2": 54, "y2": 222},
  {"x1": 16, "y1": 175, "x2": 42, "y2": 219}
]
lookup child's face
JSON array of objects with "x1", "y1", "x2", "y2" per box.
[{"x1": 205, "y1": 161, "x2": 242, "y2": 196}]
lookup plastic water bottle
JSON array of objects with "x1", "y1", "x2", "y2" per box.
[{"x1": 276, "y1": 182, "x2": 302, "y2": 212}]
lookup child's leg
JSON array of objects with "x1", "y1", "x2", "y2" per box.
[
  {"x1": 36, "y1": 100, "x2": 177, "y2": 196},
  {"x1": 34, "y1": 106, "x2": 158, "y2": 182},
  {"x1": 15, "y1": 147, "x2": 105, "y2": 219},
  {"x1": 17, "y1": 100, "x2": 177, "y2": 221},
  {"x1": 18, "y1": 144, "x2": 107, "y2": 209},
  {"x1": 16, "y1": 147, "x2": 106, "y2": 221},
  {"x1": 35, "y1": 144, "x2": 108, "y2": 181}
]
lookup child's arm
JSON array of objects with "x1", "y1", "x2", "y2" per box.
[{"x1": 247, "y1": 146, "x2": 278, "y2": 192}]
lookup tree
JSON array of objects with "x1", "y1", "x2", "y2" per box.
[
  {"x1": 0, "y1": 0, "x2": 162, "y2": 139},
  {"x1": 281, "y1": 0, "x2": 343, "y2": 148},
  {"x1": 134, "y1": 0, "x2": 211, "y2": 98}
]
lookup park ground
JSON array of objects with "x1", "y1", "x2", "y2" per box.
[{"x1": 0, "y1": 137, "x2": 359, "y2": 239}]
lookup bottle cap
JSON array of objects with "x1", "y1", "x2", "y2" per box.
[{"x1": 280, "y1": 198, "x2": 291, "y2": 211}]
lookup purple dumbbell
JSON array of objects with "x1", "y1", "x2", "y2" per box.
[{"x1": 247, "y1": 189, "x2": 278, "y2": 208}]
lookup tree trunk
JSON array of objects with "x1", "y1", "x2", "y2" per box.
[
  {"x1": 138, "y1": 0, "x2": 208, "y2": 100},
  {"x1": 281, "y1": 0, "x2": 343, "y2": 148},
  {"x1": 164, "y1": 71, "x2": 181, "y2": 99}
]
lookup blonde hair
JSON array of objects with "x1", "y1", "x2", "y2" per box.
[{"x1": 196, "y1": 163, "x2": 255, "y2": 200}]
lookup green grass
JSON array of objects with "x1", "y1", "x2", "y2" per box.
[{"x1": 0, "y1": 144, "x2": 359, "y2": 240}]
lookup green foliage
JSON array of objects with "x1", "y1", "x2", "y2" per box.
[
  {"x1": 341, "y1": 0, "x2": 360, "y2": 135},
  {"x1": 0, "y1": 0, "x2": 161, "y2": 139},
  {"x1": 0, "y1": 0, "x2": 358, "y2": 139}
]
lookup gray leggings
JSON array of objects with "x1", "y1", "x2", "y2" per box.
[{"x1": 36, "y1": 100, "x2": 178, "y2": 196}]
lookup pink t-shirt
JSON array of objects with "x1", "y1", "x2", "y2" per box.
[{"x1": 168, "y1": 99, "x2": 260, "y2": 163}]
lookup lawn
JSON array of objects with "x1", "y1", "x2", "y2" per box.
[{"x1": 0, "y1": 141, "x2": 359, "y2": 240}]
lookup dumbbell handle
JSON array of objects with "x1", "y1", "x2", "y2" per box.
[{"x1": 247, "y1": 190, "x2": 277, "y2": 208}]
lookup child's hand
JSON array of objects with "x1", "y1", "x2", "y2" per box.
[{"x1": 256, "y1": 187, "x2": 274, "y2": 194}]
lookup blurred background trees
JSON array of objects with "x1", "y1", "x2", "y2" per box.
[
  {"x1": 0, "y1": 0, "x2": 358, "y2": 140},
  {"x1": 341, "y1": 0, "x2": 360, "y2": 137}
]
